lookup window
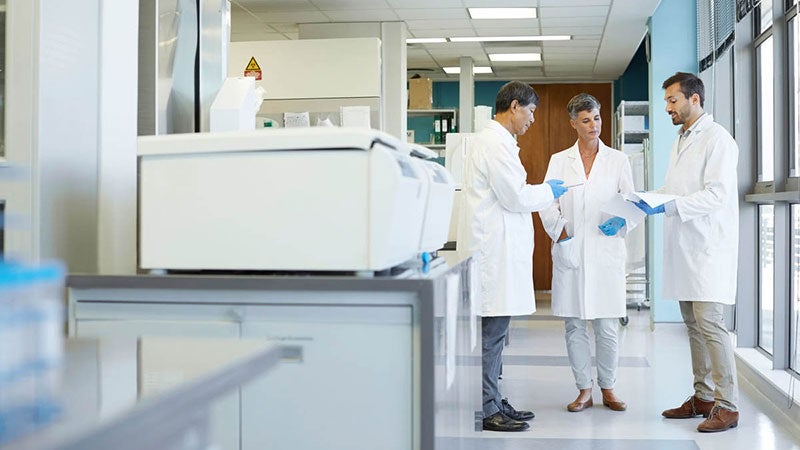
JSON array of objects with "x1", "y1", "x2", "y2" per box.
[
  {"x1": 760, "y1": 205, "x2": 776, "y2": 355},
  {"x1": 759, "y1": 0, "x2": 775, "y2": 33},
  {"x1": 792, "y1": 206, "x2": 800, "y2": 371},
  {"x1": 758, "y1": 36, "x2": 775, "y2": 182},
  {"x1": 791, "y1": 15, "x2": 799, "y2": 177},
  {"x1": 0, "y1": 0, "x2": 5, "y2": 160}
]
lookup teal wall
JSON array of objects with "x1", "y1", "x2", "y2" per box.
[
  {"x1": 614, "y1": 40, "x2": 649, "y2": 108},
  {"x1": 407, "y1": 81, "x2": 509, "y2": 145},
  {"x1": 648, "y1": 0, "x2": 698, "y2": 323}
]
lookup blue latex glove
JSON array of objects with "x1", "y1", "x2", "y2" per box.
[
  {"x1": 546, "y1": 179, "x2": 567, "y2": 199},
  {"x1": 633, "y1": 199, "x2": 665, "y2": 215},
  {"x1": 598, "y1": 217, "x2": 626, "y2": 236}
]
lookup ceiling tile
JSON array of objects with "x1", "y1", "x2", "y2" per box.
[
  {"x1": 387, "y1": 0, "x2": 463, "y2": 7},
  {"x1": 539, "y1": 26, "x2": 604, "y2": 36},
  {"x1": 252, "y1": 11, "x2": 330, "y2": 23},
  {"x1": 407, "y1": 28, "x2": 476, "y2": 38},
  {"x1": 538, "y1": 6, "x2": 609, "y2": 18},
  {"x1": 394, "y1": 8, "x2": 469, "y2": 21},
  {"x1": 269, "y1": 23, "x2": 300, "y2": 32},
  {"x1": 539, "y1": 0, "x2": 610, "y2": 5},
  {"x1": 322, "y1": 10, "x2": 399, "y2": 21},
  {"x1": 405, "y1": 19, "x2": 473, "y2": 29},
  {"x1": 233, "y1": 0, "x2": 317, "y2": 13},
  {"x1": 311, "y1": 0, "x2": 390, "y2": 9},
  {"x1": 538, "y1": 17, "x2": 602, "y2": 27}
]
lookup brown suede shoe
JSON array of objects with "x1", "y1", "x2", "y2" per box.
[
  {"x1": 567, "y1": 389, "x2": 593, "y2": 412},
  {"x1": 697, "y1": 406, "x2": 739, "y2": 432},
  {"x1": 600, "y1": 388, "x2": 627, "y2": 411},
  {"x1": 662, "y1": 395, "x2": 714, "y2": 419}
]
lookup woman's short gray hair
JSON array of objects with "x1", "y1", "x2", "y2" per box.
[{"x1": 566, "y1": 93, "x2": 601, "y2": 120}]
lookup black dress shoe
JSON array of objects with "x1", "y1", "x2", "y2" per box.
[
  {"x1": 482, "y1": 412, "x2": 530, "y2": 432},
  {"x1": 501, "y1": 398, "x2": 535, "y2": 421}
]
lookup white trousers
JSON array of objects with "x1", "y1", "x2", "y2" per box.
[{"x1": 564, "y1": 317, "x2": 619, "y2": 390}]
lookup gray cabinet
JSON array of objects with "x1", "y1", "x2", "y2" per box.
[{"x1": 67, "y1": 259, "x2": 481, "y2": 450}]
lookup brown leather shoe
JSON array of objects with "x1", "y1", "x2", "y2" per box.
[
  {"x1": 662, "y1": 395, "x2": 714, "y2": 419},
  {"x1": 600, "y1": 388, "x2": 627, "y2": 411},
  {"x1": 697, "y1": 406, "x2": 739, "y2": 432},
  {"x1": 567, "y1": 389, "x2": 593, "y2": 412}
]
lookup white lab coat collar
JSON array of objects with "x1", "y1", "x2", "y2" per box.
[
  {"x1": 677, "y1": 113, "x2": 713, "y2": 155},
  {"x1": 566, "y1": 139, "x2": 612, "y2": 180},
  {"x1": 484, "y1": 120, "x2": 519, "y2": 153}
]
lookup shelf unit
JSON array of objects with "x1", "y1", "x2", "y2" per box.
[
  {"x1": 613, "y1": 100, "x2": 651, "y2": 316},
  {"x1": 407, "y1": 109, "x2": 457, "y2": 154}
]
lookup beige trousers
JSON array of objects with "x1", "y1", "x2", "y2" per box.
[{"x1": 679, "y1": 301, "x2": 739, "y2": 411}]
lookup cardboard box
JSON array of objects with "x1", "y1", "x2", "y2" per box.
[{"x1": 408, "y1": 78, "x2": 433, "y2": 110}]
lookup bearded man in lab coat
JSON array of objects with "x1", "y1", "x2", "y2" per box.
[
  {"x1": 635, "y1": 72, "x2": 740, "y2": 433},
  {"x1": 458, "y1": 80, "x2": 567, "y2": 432}
]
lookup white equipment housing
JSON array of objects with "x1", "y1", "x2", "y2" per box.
[{"x1": 138, "y1": 127, "x2": 429, "y2": 272}]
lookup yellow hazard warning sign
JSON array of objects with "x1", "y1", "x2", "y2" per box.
[
  {"x1": 246, "y1": 57, "x2": 261, "y2": 71},
  {"x1": 244, "y1": 56, "x2": 263, "y2": 80}
]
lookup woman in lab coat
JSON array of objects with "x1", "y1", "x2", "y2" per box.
[{"x1": 539, "y1": 93, "x2": 635, "y2": 413}]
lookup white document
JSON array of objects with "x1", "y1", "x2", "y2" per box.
[
  {"x1": 600, "y1": 194, "x2": 646, "y2": 229},
  {"x1": 283, "y1": 112, "x2": 310, "y2": 128},
  {"x1": 623, "y1": 191, "x2": 680, "y2": 208},
  {"x1": 340, "y1": 106, "x2": 371, "y2": 128}
]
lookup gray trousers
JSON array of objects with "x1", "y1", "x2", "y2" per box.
[
  {"x1": 679, "y1": 301, "x2": 739, "y2": 410},
  {"x1": 564, "y1": 317, "x2": 619, "y2": 390},
  {"x1": 482, "y1": 315, "x2": 511, "y2": 417}
]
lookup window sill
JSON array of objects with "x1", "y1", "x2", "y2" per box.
[{"x1": 735, "y1": 347, "x2": 800, "y2": 423}]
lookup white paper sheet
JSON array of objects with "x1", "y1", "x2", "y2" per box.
[
  {"x1": 283, "y1": 112, "x2": 310, "y2": 128},
  {"x1": 340, "y1": 106, "x2": 371, "y2": 128},
  {"x1": 600, "y1": 194, "x2": 646, "y2": 228}
]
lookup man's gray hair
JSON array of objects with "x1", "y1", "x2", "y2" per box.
[{"x1": 566, "y1": 93, "x2": 601, "y2": 120}]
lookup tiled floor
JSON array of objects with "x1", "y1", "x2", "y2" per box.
[{"x1": 441, "y1": 297, "x2": 800, "y2": 450}]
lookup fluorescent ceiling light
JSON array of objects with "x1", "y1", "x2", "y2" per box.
[
  {"x1": 489, "y1": 53, "x2": 541, "y2": 62},
  {"x1": 468, "y1": 7, "x2": 536, "y2": 19},
  {"x1": 406, "y1": 38, "x2": 447, "y2": 44},
  {"x1": 449, "y1": 35, "x2": 570, "y2": 42},
  {"x1": 443, "y1": 66, "x2": 493, "y2": 74}
]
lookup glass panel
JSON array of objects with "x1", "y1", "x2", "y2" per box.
[
  {"x1": 792, "y1": 16, "x2": 799, "y2": 177},
  {"x1": 0, "y1": 0, "x2": 5, "y2": 160},
  {"x1": 759, "y1": 0, "x2": 774, "y2": 34},
  {"x1": 792, "y1": 206, "x2": 800, "y2": 371},
  {"x1": 759, "y1": 204, "x2": 775, "y2": 355},
  {"x1": 758, "y1": 37, "x2": 775, "y2": 182}
]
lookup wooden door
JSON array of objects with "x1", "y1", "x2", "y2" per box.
[{"x1": 516, "y1": 83, "x2": 613, "y2": 291}]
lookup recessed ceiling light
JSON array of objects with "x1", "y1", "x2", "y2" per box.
[
  {"x1": 489, "y1": 53, "x2": 541, "y2": 62},
  {"x1": 406, "y1": 38, "x2": 447, "y2": 44},
  {"x1": 443, "y1": 66, "x2": 494, "y2": 74},
  {"x1": 468, "y1": 8, "x2": 536, "y2": 19},
  {"x1": 449, "y1": 35, "x2": 570, "y2": 42}
]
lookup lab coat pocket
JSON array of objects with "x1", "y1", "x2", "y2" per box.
[
  {"x1": 596, "y1": 236, "x2": 626, "y2": 269},
  {"x1": 552, "y1": 239, "x2": 580, "y2": 270}
]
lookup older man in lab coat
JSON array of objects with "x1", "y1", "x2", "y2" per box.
[
  {"x1": 635, "y1": 72, "x2": 740, "y2": 433},
  {"x1": 459, "y1": 81, "x2": 566, "y2": 432}
]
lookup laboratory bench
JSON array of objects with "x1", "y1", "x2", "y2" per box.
[
  {"x1": 64, "y1": 257, "x2": 481, "y2": 450},
  {"x1": 2, "y1": 337, "x2": 283, "y2": 450}
]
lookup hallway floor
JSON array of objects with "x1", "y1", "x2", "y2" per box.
[{"x1": 440, "y1": 297, "x2": 800, "y2": 450}]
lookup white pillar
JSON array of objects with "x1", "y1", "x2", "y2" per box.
[
  {"x1": 97, "y1": 0, "x2": 139, "y2": 274},
  {"x1": 459, "y1": 57, "x2": 474, "y2": 133}
]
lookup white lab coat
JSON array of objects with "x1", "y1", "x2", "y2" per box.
[
  {"x1": 540, "y1": 141, "x2": 635, "y2": 319},
  {"x1": 658, "y1": 114, "x2": 739, "y2": 304},
  {"x1": 457, "y1": 120, "x2": 554, "y2": 317}
]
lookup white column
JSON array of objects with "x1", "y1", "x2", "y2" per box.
[
  {"x1": 459, "y1": 57, "x2": 474, "y2": 133},
  {"x1": 380, "y1": 22, "x2": 407, "y2": 140},
  {"x1": 97, "y1": 0, "x2": 139, "y2": 274}
]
